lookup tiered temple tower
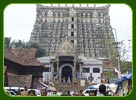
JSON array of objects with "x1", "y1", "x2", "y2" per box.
[{"x1": 30, "y1": 4, "x2": 116, "y2": 60}]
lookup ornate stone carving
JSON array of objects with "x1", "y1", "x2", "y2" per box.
[{"x1": 58, "y1": 38, "x2": 75, "y2": 56}]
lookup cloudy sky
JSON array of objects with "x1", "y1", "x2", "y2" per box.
[{"x1": 4, "y1": 4, "x2": 132, "y2": 61}]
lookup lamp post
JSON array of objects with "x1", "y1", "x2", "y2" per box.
[
  {"x1": 94, "y1": 24, "x2": 121, "y2": 78},
  {"x1": 112, "y1": 28, "x2": 121, "y2": 78},
  {"x1": 49, "y1": 65, "x2": 51, "y2": 86}
]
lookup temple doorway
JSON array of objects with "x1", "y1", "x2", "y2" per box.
[{"x1": 61, "y1": 66, "x2": 72, "y2": 83}]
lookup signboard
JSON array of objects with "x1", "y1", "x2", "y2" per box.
[{"x1": 80, "y1": 80, "x2": 85, "y2": 86}]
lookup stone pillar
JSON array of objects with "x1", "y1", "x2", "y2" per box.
[
  {"x1": 57, "y1": 61, "x2": 59, "y2": 82},
  {"x1": 73, "y1": 60, "x2": 76, "y2": 82},
  {"x1": 51, "y1": 63, "x2": 54, "y2": 81},
  {"x1": 79, "y1": 63, "x2": 82, "y2": 80}
]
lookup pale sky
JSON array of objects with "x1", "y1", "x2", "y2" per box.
[{"x1": 4, "y1": 4, "x2": 132, "y2": 61}]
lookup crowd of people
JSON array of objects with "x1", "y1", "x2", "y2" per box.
[
  {"x1": 18, "y1": 84, "x2": 113, "y2": 96},
  {"x1": 7, "y1": 78, "x2": 131, "y2": 97}
]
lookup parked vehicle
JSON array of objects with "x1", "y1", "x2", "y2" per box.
[
  {"x1": 82, "y1": 89, "x2": 95, "y2": 96},
  {"x1": 4, "y1": 87, "x2": 24, "y2": 95},
  {"x1": 6, "y1": 90, "x2": 18, "y2": 96}
]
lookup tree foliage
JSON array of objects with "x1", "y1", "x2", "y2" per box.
[
  {"x1": 27, "y1": 42, "x2": 45, "y2": 57},
  {"x1": 4, "y1": 37, "x2": 45, "y2": 58},
  {"x1": 104, "y1": 71, "x2": 117, "y2": 79},
  {"x1": 120, "y1": 61, "x2": 132, "y2": 73},
  {"x1": 10, "y1": 40, "x2": 27, "y2": 48},
  {"x1": 4, "y1": 37, "x2": 11, "y2": 48}
]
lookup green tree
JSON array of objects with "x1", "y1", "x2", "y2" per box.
[
  {"x1": 104, "y1": 71, "x2": 117, "y2": 79},
  {"x1": 4, "y1": 37, "x2": 11, "y2": 48},
  {"x1": 118, "y1": 41, "x2": 132, "y2": 73},
  {"x1": 27, "y1": 42, "x2": 45, "y2": 57},
  {"x1": 4, "y1": 37, "x2": 45, "y2": 57},
  {"x1": 10, "y1": 40, "x2": 27, "y2": 48},
  {"x1": 4, "y1": 37, "x2": 27, "y2": 48},
  {"x1": 120, "y1": 61, "x2": 132, "y2": 73}
]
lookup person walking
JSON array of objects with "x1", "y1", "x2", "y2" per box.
[
  {"x1": 20, "y1": 86, "x2": 28, "y2": 96},
  {"x1": 97, "y1": 84, "x2": 107, "y2": 96}
]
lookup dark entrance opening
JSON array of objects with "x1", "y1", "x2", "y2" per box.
[{"x1": 61, "y1": 66, "x2": 72, "y2": 83}]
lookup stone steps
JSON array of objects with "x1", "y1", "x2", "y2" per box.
[{"x1": 54, "y1": 82, "x2": 88, "y2": 92}]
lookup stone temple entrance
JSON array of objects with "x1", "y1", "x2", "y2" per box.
[
  {"x1": 56, "y1": 39, "x2": 76, "y2": 83},
  {"x1": 61, "y1": 66, "x2": 72, "y2": 83},
  {"x1": 59, "y1": 64, "x2": 73, "y2": 83}
]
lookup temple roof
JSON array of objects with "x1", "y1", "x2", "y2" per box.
[
  {"x1": 36, "y1": 4, "x2": 110, "y2": 10},
  {"x1": 37, "y1": 56, "x2": 55, "y2": 63},
  {"x1": 4, "y1": 48, "x2": 43, "y2": 66},
  {"x1": 78, "y1": 56, "x2": 103, "y2": 65}
]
